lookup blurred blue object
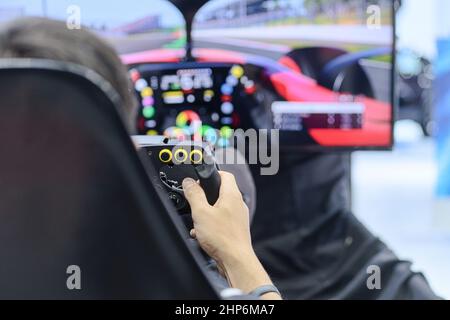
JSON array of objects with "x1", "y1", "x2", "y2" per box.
[{"x1": 435, "y1": 38, "x2": 450, "y2": 197}]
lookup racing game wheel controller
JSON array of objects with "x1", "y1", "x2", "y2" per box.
[
  {"x1": 136, "y1": 137, "x2": 221, "y2": 217},
  {"x1": 134, "y1": 136, "x2": 222, "y2": 265}
]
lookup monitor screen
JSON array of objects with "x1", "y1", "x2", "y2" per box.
[{"x1": 0, "y1": 0, "x2": 395, "y2": 150}]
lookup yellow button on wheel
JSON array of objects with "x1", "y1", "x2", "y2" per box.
[
  {"x1": 190, "y1": 149, "x2": 203, "y2": 164},
  {"x1": 159, "y1": 149, "x2": 173, "y2": 163},
  {"x1": 174, "y1": 149, "x2": 188, "y2": 163}
]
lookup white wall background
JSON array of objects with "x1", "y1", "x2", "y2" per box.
[{"x1": 397, "y1": 0, "x2": 437, "y2": 58}]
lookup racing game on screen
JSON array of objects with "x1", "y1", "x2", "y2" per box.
[{"x1": 0, "y1": 0, "x2": 394, "y2": 149}]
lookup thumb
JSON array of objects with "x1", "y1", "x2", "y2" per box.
[{"x1": 182, "y1": 178, "x2": 210, "y2": 213}]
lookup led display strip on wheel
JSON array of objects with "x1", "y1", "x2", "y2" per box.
[{"x1": 129, "y1": 64, "x2": 256, "y2": 148}]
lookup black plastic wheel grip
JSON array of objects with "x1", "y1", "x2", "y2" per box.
[{"x1": 195, "y1": 163, "x2": 221, "y2": 206}]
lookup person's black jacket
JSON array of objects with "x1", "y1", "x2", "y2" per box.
[{"x1": 250, "y1": 153, "x2": 439, "y2": 300}]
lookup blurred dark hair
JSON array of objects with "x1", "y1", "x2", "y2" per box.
[{"x1": 0, "y1": 17, "x2": 137, "y2": 129}]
